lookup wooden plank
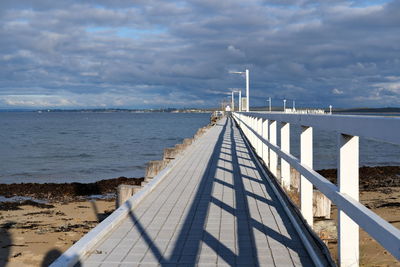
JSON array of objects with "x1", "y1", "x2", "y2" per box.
[{"x1": 60, "y1": 117, "x2": 314, "y2": 267}]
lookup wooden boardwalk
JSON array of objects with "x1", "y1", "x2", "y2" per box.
[{"x1": 78, "y1": 117, "x2": 316, "y2": 266}]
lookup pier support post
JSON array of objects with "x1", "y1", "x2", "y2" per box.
[
  {"x1": 116, "y1": 184, "x2": 141, "y2": 208},
  {"x1": 301, "y1": 126, "x2": 313, "y2": 226},
  {"x1": 280, "y1": 122, "x2": 290, "y2": 189},
  {"x1": 269, "y1": 120, "x2": 278, "y2": 177},
  {"x1": 262, "y1": 119, "x2": 269, "y2": 166},
  {"x1": 338, "y1": 134, "x2": 359, "y2": 267}
]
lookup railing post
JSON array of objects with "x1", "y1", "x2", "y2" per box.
[
  {"x1": 338, "y1": 134, "x2": 359, "y2": 267},
  {"x1": 269, "y1": 120, "x2": 278, "y2": 177},
  {"x1": 257, "y1": 117, "x2": 263, "y2": 157},
  {"x1": 301, "y1": 126, "x2": 313, "y2": 226},
  {"x1": 250, "y1": 116, "x2": 254, "y2": 146},
  {"x1": 246, "y1": 115, "x2": 250, "y2": 138},
  {"x1": 252, "y1": 117, "x2": 257, "y2": 148},
  {"x1": 262, "y1": 119, "x2": 269, "y2": 166},
  {"x1": 246, "y1": 115, "x2": 250, "y2": 139},
  {"x1": 242, "y1": 115, "x2": 246, "y2": 135},
  {"x1": 280, "y1": 122, "x2": 291, "y2": 189}
]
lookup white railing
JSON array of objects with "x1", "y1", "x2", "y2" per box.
[{"x1": 232, "y1": 111, "x2": 400, "y2": 267}]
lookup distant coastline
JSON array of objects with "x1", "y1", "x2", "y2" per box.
[
  {"x1": 228, "y1": 106, "x2": 400, "y2": 113},
  {"x1": 334, "y1": 107, "x2": 400, "y2": 113},
  {"x1": 1, "y1": 106, "x2": 399, "y2": 113},
  {"x1": 0, "y1": 108, "x2": 214, "y2": 113}
]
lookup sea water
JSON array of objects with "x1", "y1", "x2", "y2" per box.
[
  {"x1": 0, "y1": 112, "x2": 399, "y2": 184},
  {"x1": 0, "y1": 112, "x2": 210, "y2": 183}
]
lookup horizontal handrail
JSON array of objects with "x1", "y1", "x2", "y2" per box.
[
  {"x1": 233, "y1": 113, "x2": 400, "y2": 260},
  {"x1": 242, "y1": 112, "x2": 400, "y2": 145}
]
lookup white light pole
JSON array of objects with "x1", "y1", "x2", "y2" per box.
[
  {"x1": 229, "y1": 69, "x2": 250, "y2": 112},
  {"x1": 329, "y1": 105, "x2": 332, "y2": 115},
  {"x1": 245, "y1": 69, "x2": 249, "y2": 112},
  {"x1": 229, "y1": 88, "x2": 242, "y2": 112},
  {"x1": 293, "y1": 100, "x2": 296, "y2": 111},
  {"x1": 267, "y1": 97, "x2": 271, "y2": 112},
  {"x1": 231, "y1": 91, "x2": 234, "y2": 111},
  {"x1": 239, "y1": 90, "x2": 242, "y2": 112},
  {"x1": 283, "y1": 99, "x2": 286, "y2": 112}
]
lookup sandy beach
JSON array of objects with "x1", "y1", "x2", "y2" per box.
[
  {"x1": 329, "y1": 188, "x2": 400, "y2": 266},
  {"x1": 0, "y1": 177, "x2": 143, "y2": 267},
  {"x1": 0, "y1": 168, "x2": 399, "y2": 266},
  {"x1": 0, "y1": 199, "x2": 115, "y2": 266},
  {"x1": 318, "y1": 166, "x2": 400, "y2": 266}
]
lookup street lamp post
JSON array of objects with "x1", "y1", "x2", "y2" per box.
[
  {"x1": 230, "y1": 69, "x2": 250, "y2": 112},
  {"x1": 283, "y1": 99, "x2": 286, "y2": 112},
  {"x1": 245, "y1": 69, "x2": 249, "y2": 112},
  {"x1": 329, "y1": 105, "x2": 332, "y2": 115},
  {"x1": 229, "y1": 88, "x2": 242, "y2": 112},
  {"x1": 267, "y1": 97, "x2": 271, "y2": 112},
  {"x1": 239, "y1": 90, "x2": 242, "y2": 112},
  {"x1": 231, "y1": 91, "x2": 234, "y2": 111}
]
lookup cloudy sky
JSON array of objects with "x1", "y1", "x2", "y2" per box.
[{"x1": 0, "y1": 0, "x2": 399, "y2": 109}]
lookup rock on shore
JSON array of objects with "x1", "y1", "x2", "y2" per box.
[{"x1": 0, "y1": 176, "x2": 143, "y2": 204}]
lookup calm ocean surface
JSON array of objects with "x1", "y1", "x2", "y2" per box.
[
  {"x1": 0, "y1": 112, "x2": 399, "y2": 184},
  {"x1": 0, "y1": 112, "x2": 210, "y2": 184}
]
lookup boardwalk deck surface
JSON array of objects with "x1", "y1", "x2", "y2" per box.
[{"x1": 80, "y1": 117, "x2": 314, "y2": 266}]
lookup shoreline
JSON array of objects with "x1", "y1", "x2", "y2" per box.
[
  {"x1": 0, "y1": 166, "x2": 399, "y2": 266},
  {"x1": 0, "y1": 176, "x2": 143, "y2": 207},
  {"x1": 0, "y1": 165, "x2": 398, "y2": 202}
]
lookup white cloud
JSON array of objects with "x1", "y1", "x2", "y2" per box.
[
  {"x1": 332, "y1": 88, "x2": 344, "y2": 95},
  {"x1": 0, "y1": 0, "x2": 399, "y2": 108}
]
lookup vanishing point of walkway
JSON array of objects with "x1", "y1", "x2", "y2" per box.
[{"x1": 80, "y1": 117, "x2": 315, "y2": 266}]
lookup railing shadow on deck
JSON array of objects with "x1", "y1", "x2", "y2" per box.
[{"x1": 120, "y1": 117, "x2": 310, "y2": 266}]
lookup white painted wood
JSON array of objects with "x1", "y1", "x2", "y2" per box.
[
  {"x1": 233, "y1": 113, "x2": 400, "y2": 261},
  {"x1": 253, "y1": 116, "x2": 257, "y2": 147},
  {"x1": 269, "y1": 120, "x2": 278, "y2": 177},
  {"x1": 301, "y1": 126, "x2": 313, "y2": 226},
  {"x1": 246, "y1": 69, "x2": 250, "y2": 112},
  {"x1": 280, "y1": 122, "x2": 290, "y2": 189},
  {"x1": 244, "y1": 114, "x2": 249, "y2": 136},
  {"x1": 257, "y1": 117, "x2": 263, "y2": 156},
  {"x1": 249, "y1": 116, "x2": 254, "y2": 146},
  {"x1": 262, "y1": 119, "x2": 269, "y2": 166},
  {"x1": 338, "y1": 134, "x2": 359, "y2": 267},
  {"x1": 248, "y1": 116, "x2": 253, "y2": 145},
  {"x1": 244, "y1": 111, "x2": 400, "y2": 145}
]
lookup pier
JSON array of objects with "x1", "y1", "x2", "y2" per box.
[{"x1": 52, "y1": 113, "x2": 400, "y2": 267}]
